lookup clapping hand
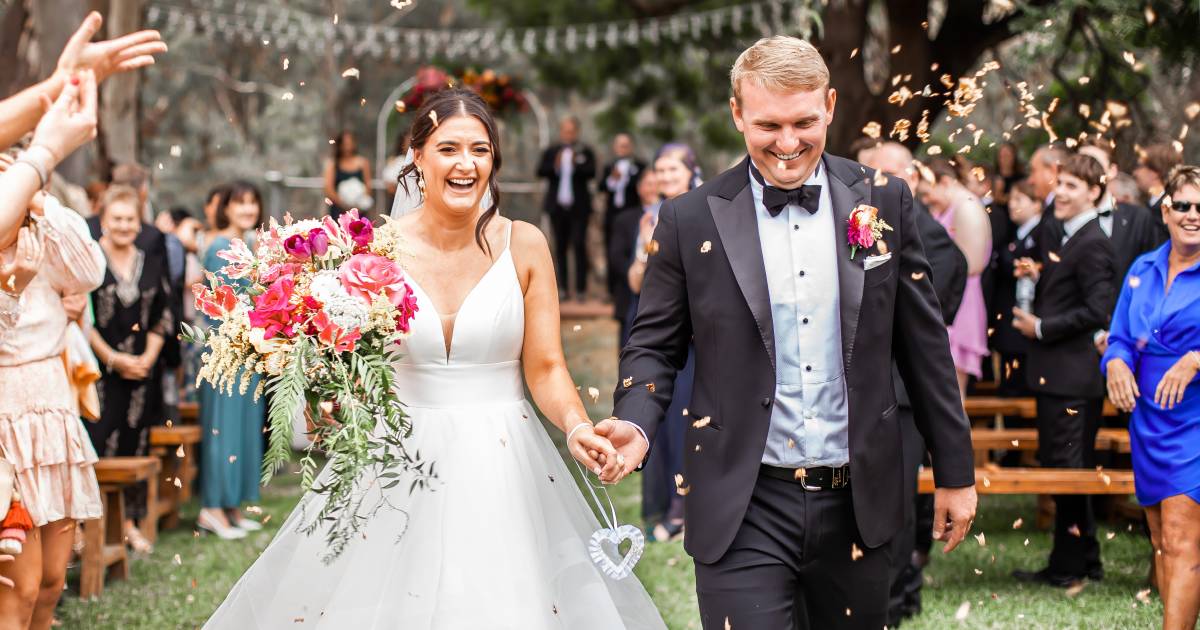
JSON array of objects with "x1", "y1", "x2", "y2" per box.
[
  {"x1": 1153, "y1": 354, "x2": 1198, "y2": 410},
  {"x1": 592, "y1": 419, "x2": 648, "y2": 480},
  {"x1": 1106, "y1": 358, "x2": 1139, "y2": 412},
  {"x1": 56, "y1": 12, "x2": 167, "y2": 84},
  {"x1": 0, "y1": 227, "x2": 45, "y2": 297}
]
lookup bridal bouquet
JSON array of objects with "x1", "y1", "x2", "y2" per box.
[{"x1": 184, "y1": 211, "x2": 434, "y2": 560}]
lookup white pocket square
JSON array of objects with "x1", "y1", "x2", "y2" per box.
[{"x1": 863, "y1": 253, "x2": 892, "y2": 270}]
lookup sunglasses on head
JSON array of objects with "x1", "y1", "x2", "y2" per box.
[{"x1": 1168, "y1": 200, "x2": 1200, "y2": 215}]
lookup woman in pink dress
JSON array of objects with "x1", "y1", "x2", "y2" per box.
[{"x1": 920, "y1": 158, "x2": 992, "y2": 398}]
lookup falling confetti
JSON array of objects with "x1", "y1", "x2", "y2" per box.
[
  {"x1": 850, "y1": 543, "x2": 864, "y2": 561},
  {"x1": 692, "y1": 417, "x2": 711, "y2": 429},
  {"x1": 1012, "y1": 518, "x2": 1023, "y2": 529},
  {"x1": 954, "y1": 601, "x2": 971, "y2": 621},
  {"x1": 429, "y1": 111, "x2": 440, "y2": 128},
  {"x1": 700, "y1": 241, "x2": 712, "y2": 253},
  {"x1": 587, "y1": 387, "x2": 599, "y2": 403},
  {"x1": 623, "y1": 377, "x2": 633, "y2": 388},
  {"x1": 341, "y1": 67, "x2": 360, "y2": 79},
  {"x1": 975, "y1": 532, "x2": 986, "y2": 547}
]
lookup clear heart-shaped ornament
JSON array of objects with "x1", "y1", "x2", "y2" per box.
[{"x1": 588, "y1": 524, "x2": 645, "y2": 580}]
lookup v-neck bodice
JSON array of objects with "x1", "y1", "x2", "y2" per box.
[{"x1": 392, "y1": 225, "x2": 525, "y2": 407}]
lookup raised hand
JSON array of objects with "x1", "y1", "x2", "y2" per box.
[
  {"x1": 0, "y1": 227, "x2": 45, "y2": 296},
  {"x1": 31, "y1": 69, "x2": 98, "y2": 164},
  {"x1": 592, "y1": 418, "x2": 648, "y2": 481},
  {"x1": 56, "y1": 12, "x2": 167, "y2": 84},
  {"x1": 931, "y1": 485, "x2": 977, "y2": 554}
]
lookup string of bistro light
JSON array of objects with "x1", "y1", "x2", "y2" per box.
[{"x1": 144, "y1": 0, "x2": 821, "y2": 60}]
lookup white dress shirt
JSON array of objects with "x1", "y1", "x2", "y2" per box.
[
  {"x1": 750, "y1": 160, "x2": 850, "y2": 468},
  {"x1": 556, "y1": 146, "x2": 575, "y2": 207}
]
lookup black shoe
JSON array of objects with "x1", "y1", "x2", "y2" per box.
[{"x1": 1012, "y1": 567, "x2": 1084, "y2": 588}]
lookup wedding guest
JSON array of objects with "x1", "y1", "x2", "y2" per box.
[
  {"x1": 1079, "y1": 141, "x2": 1166, "y2": 282},
  {"x1": 85, "y1": 181, "x2": 107, "y2": 218},
  {"x1": 1103, "y1": 164, "x2": 1200, "y2": 630},
  {"x1": 609, "y1": 168, "x2": 658, "y2": 346},
  {"x1": 919, "y1": 158, "x2": 991, "y2": 397},
  {"x1": 323, "y1": 130, "x2": 373, "y2": 220},
  {"x1": 85, "y1": 185, "x2": 171, "y2": 554},
  {"x1": 1111, "y1": 173, "x2": 1145, "y2": 207},
  {"x1": 1011, "y1": 153, "x2": 1117, "y2": 587},
  {"x1": 991, "y1": 179, "x2": 1044, "y2": 397},
  {"x1": 870, "y1": 142, "x2": 968, "y2": 627},
  {"x1": 537, "y1": 116, "x2": 596, "y2": 301},
  {"x1": 0, "y1": 71, "x2": 106, "y2": 627},
  {"x1": 628, "y1": 143, "x2": 701, "y2": 542},
  {"x1": 197, "y1": 184, "x2": 229, "y2": 255},
  {"x1": 1134, "y1": 143, "x2": 1183, "y2": 228},
  {"x1": 197, "y1": 181, "x2": 266, "y2": 540},
  {"x1": 993, "y1": 141, "x2": 1025, "y2": 205},
  {"x1": 1029, "y1": 144, "x2": 1069, "y2": 213},
  {"x1": 602, "y1": 133, "x2": 645, "y2": 305}
]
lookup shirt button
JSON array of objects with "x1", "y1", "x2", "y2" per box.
[
  {"x1": 805, "y1": 365, "x2": 813, "y2": 372},
  {"x1": 761, "y1": 397, "x2": 772, "y2": 408},
  {"x1": 802, "y1": 317, "x2": 810, "y2": 324},
  {"x1": 793, "y1": 225, "x2": 799, "y2": 231},
  {"x1": 798, "y1": 270, "x2": 806, "y2": 277}
]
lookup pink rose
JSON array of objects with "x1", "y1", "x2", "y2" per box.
[
  {"x1": 248, "y1": 276, "x2": 296, "y2": 339},
  {"x1": 339, "y1": 253, "x2": 409, "y2": 308}
]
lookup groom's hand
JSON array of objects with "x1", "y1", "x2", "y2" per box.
[
  {"x1": 592, "y1": 418, "x2": 649, "y2": 481},
  {"x1": 932, "y1": 485, "x2": 977, "y2": 553}
]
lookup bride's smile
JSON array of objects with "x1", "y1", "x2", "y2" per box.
[{"x1": 415, "y1": 116, "x2": 494, "y2": 216}]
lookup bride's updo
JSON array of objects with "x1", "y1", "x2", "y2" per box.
[{"x1": 398, "y1": 88, "x2": 503, "y2": 254}]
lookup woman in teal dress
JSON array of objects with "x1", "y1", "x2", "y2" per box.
[
  {"x1": 197, "y1": 181, "x2": 266, "y2": 540},
  {"x1": 1102, "y1": 165, "x2": 1200, "y2": 629}
]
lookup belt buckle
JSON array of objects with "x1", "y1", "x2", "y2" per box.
[{"x1": 794, "y1": 467, "x2": 822, "y2": 492}]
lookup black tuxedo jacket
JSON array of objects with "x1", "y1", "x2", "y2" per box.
[
  {"x1": 1024, "y1": 218, "x2": 1117, "y2": 398},
  {"x1": 601, "y1": 158, "x2": 645, "y2": 215},
  {"x1": 1109, "y1": 202, "x2": 1166, "y2": 282},
  {"x1": 992, "y1": 217, "x2": 1046, "y2": 356},
  {"x1": 614, "y1": 154, "x2": 974, "y2": 562},
  {"x1": 536, "y1": 143, "x2": 596, "y2": 214}
]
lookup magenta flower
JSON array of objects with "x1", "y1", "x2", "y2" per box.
[
  {"x1": 283, "y1": 233, "x2": 311, "y2": 259},
  {"x1": 307, "y1": 228, "x2": 330, "y2": 256}
]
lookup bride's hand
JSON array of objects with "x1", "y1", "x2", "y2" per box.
[{"x1": 568, "y1": 423, "x2": 623, "y2": 484}]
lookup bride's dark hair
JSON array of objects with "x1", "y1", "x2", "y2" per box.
[{"x1": 398, "y1": 88, "x2": 502, "y2": 255}]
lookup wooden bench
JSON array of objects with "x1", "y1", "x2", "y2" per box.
[
  {"x1": 80, "y1": 457, "x2": 161, "y2": 599},
  {"x1": 149, "y1": 424, "x2": 203, "y2": 530},
  {"x1": 963, "y1": 397, "x2": 1121, "y2": 426},
  {"x1": 177, "y1": 401, "x2": 199, "y2": 424},
  {"x1": 918, "y1": 465, "x2": 1135, "y2": 495},
  {"x1": 970, "y1": 428, "x2": 1132, "y2": 454}
]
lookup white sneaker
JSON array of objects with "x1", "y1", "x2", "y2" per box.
[
  {"x1": 234, "y1": 518, "x2": 263, "y2": 532},
  {"x1": 197, "y1": 511, "x2": 247, "y2": 540}
]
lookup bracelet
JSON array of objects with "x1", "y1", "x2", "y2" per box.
[{"x1": 565, "y1": 422, "x2": 593, "y2": 445}]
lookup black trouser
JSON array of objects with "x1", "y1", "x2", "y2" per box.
[
  {"x1": 888, "y1": 406, "x2": 927, "y2": 625},
  {"x1": 1035, "y1": 394, "x2": 1103, "y2": 577},
  {"x1": 696, "y1": 471, "x2": 891, "y2": 630},
  {"x1": 548, "y1": 205, "x2": 589, "y2": 294}
]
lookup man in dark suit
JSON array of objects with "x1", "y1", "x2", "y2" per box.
[
  {"x1": 601, "y1": 133, "x2": 645, "y2": 307},
  {"x1": 537, "y1": 116, "x2": 596, "y2": 300},
  {"x1": 1134, "y1": 143, "x2": 1182, "y2": 235},
  {"x1": 1011, "y1": 154, "x2": 1118, "y2": 587},
  {"x1": 872, "y1": 142, "x2": 969, "y2": 626},
  {"x1": 596, "y1": 37, "x2": 976, "y2": 629},
  {"x1": 1081, "y1": 142, "x2": 1167, "y2": 282}
]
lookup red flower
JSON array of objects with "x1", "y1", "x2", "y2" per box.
[
  {"x1": 311, "y1": 311, "x2": 361, "y2": 353},
  {"x1": 192, "y1": 283, "x2": 237, "y2": 319},
  {"x1": 248, "y1": 277, "x2": 296, "y2": 339}
]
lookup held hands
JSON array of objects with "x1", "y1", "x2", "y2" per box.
[
  {"x1": 567, "y1": 423, "x2": 625, "y2": 484},
  {"x1": 1153, "y1": 353, "x2": 1198, "y2": 410},
  {"x1": 0, "y1": 227, "x2": 45, "y2": 296},
  {"x1": 1011, "y1": 307, "x2": 1039, "y2": 339},
  {"x1": 56, "y1": 12, "x2": 167, "y2": 84},
  {"x1": 592, "y1": 419, "x2": 648, "y2": 480},
  {"x1": 931, "y1": 485, "x2": 977, "y2": 554},
  {"x1": 1106, "y1": 358, "x2": 1139, "y2": 412}
]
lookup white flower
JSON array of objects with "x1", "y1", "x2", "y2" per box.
[
  {"x1": 324, "y1": 295, "x2": 370, "y2": 331},
  {"x1": 309, "y1": 270, "x2": 349, "y2": 304},
  {"x1": 248, "y1": 327, "x2": 289, "y2": 354}
]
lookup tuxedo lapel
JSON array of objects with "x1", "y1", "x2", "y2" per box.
[
  {"x1": 825, "y1": 156, "x2": 868, "y2": 370},
  {"x1": 708, "y1": 162, "x2": 776, "y2": 373}
]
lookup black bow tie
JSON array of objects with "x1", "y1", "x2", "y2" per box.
[
  {"x1": 1097, "y1": 207, "x2": 1113, "y2": 218},
  {"x1": 749, "y1": 162, "x2": 821, "y2": 217}
]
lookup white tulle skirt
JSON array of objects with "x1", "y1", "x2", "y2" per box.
[{"x1": 204, "y1": 394, "x2": 666, "y2": 629}]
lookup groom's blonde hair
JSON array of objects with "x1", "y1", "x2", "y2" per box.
[{"x1": 731, "y1": 36, "x2": 829, "y2": 104}]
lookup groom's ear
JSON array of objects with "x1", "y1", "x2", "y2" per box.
[{"x1": 730, "y1": 96, "x2": 745, "y2": 133}]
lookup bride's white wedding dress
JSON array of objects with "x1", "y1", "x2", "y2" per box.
[{"x1": 205, "y1": 223, "x2": 666, "y2": 629}]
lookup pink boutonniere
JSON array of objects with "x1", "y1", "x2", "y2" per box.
[{"x1": 847, "y1": 204, "x2": 893, "y2": 260}]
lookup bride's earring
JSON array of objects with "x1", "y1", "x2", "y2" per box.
[{"x1": 415, "y1": 167, "x2": 426, "y2": 195}]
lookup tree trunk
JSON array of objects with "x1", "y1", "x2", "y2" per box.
[{"x1": 99, "y1": 0, "x2": 142, "y2": 171}]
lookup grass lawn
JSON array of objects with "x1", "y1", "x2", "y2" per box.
[{"x1": 57, "y1": 319, "x2": 1161, "y2": 629}]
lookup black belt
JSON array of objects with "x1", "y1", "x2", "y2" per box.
[{"x1": 760, "y1": 464, "x2": 851, "y2": 491}]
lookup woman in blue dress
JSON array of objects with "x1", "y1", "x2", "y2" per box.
[
  {"x1": 1102, "y1": 164, "x2": 1200, "y2": 629},
  {"x1": 197, "y1": 181, "x2": 266, "y2": 540}
]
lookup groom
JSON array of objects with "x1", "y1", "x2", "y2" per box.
[{"x1": 596, "y1": 36, "x2": 977, "y2": 629}]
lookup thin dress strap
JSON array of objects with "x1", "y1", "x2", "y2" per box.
[{"x1": 505, "y1": 220, "x2": 514, "y2": 252}]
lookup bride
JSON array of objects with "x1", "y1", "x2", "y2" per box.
[{"x1": 204, "y1": 89, "x2": 665, "y2": 629}]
